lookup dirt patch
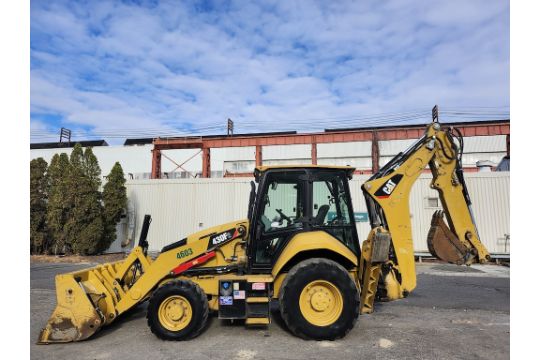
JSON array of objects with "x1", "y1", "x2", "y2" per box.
[
  {"x1": 30, "y1": 253, "x2": 127, "y2": 264},
  {"x1": 378, "y1": 338, "x2": 394, "y2": 348}
]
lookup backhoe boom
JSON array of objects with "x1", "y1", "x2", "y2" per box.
[{"x1": 359, "y1": 121, "x2": 490, "y2": 312}]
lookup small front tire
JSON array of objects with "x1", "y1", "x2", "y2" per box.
[{"x1": 147, "y1": 280, "x2": 208, "y2": 340}]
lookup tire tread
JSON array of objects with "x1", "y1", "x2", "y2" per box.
[
  {"x1": 278, "y1": 258, "x2": 359, "y2": 340},
  {"x1": 146, "y1": 280, "x2": 209, "y2": 341}
]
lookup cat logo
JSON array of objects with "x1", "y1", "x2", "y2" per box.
[
  {"x1": 374, "y1": 174, "x2": 404, "y2": 199},
  {"x1": 382, "y1": 179, "x2": 397, "y2": 195}
]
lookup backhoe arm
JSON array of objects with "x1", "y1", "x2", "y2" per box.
[
  {"x1": 426, "y1": 126, "x2": 490, "y2": 265},
  {"x1": 358, "y1": 121, "x2": 490, "y2": 313}
]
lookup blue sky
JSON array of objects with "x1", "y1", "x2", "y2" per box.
[{"x1": 30, "y1": 0, "x2": 509, "y2": 144}]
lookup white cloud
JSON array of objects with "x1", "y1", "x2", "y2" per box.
[{"x1": 30, "y1": 0, "x2": 509, "y2": 143}]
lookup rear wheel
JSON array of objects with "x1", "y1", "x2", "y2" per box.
[
  {"x1": 147, "y1": 280, "x2": 208, "y2": 340},
  {"x1": 279, "y1": 258, "x2": 359, "y2": 340}
]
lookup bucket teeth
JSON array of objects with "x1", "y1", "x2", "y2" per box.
[
  {"x1": 37, "y1": 312, "x2": 102, "y2": 344},
  {"x1": 427, "y1": 210, "x2": 471, "y2": 265},
  {"x1": 37, "y1": 274, "x2": 104, "y2": 344}
]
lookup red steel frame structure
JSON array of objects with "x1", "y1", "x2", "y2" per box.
[{"x1": 151, "y1": 121, "x2": 510, "y2": 179}]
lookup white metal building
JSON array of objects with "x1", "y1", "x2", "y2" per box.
[
  {"x1": 30, "y1": 122, "x2": 510, "y2": 256},
  {"x1": 30, "y1": 135, "x2": 508, "y2": 179},
  {"x1": 118, "y1": 172, "x2": 509, "y2": 256}
]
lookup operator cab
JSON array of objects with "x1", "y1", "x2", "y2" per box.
[{"x1": 248, "y1": 165, "x2": 359, "y2": 272}]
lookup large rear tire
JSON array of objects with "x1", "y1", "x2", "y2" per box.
[
  {"x1": 147, "y1": 280, "x2": 208, "y2": 340},
  {"x1": 279, "y1": 258, "x2": 359, "y2": 340}
]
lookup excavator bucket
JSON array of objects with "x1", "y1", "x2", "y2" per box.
[{"x1": 427, "y1": 210, "x2": 473, "y2": 265}]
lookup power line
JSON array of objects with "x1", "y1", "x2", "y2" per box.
[{"x1": 30, "y1": 107, "x2": 509, "y2": 141}]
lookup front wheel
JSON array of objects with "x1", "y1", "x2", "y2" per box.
[
  {"x1": 147, "y1": 280, "x2": 208, "y2": 340},
  {"x1": 279, "y1": 258, "x2": 359, "y2": 340}
]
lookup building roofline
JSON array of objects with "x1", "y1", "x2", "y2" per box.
[
  {"x1": 324, "y1": 119, "x2": 510, "y2": 133},
  {"x1": 31, "y1": 119, "x2": 510, "y2": 149},
  {"x1": 30, "y1": 140, "x2": 109, "y2": 150},
  {"x1": 124, "y1": 131, "x2": 298, "y2": 145}
]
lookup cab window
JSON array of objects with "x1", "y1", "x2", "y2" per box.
[
  {"x1": 312, "y1": 177, "x2": 352, "y2": 226},
  {"x1": 254, "y1": 171, "x2": 306, "y2": 265},
  {"x1": 311, "y1": 173, "x2": 357, "y2": 253},
  {"x1": 260, "y1": 174, "x2": 305, "y2": 233}
]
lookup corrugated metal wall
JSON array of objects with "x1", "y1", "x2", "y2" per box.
[
  {"x1": 125, "y1": 172, "x2": 509, "y2": 255},
  {"x1": 126, "y1": 178, "x2": 252, "y2": 251},
  {"x1": 379, "y1": 135, "x2": 507, "y2": 168},
  {"x1": 262, "y1": 144, "x2": 311, "y2": 165},
  {"x1": 212, "y1": 147, "x2": 256, "y2": 176},
  {"x1": 318, "y1": 141, "x2": 372, "y2": 170},
  {"x1": 403, "y1": 172, "x2": 510, "y2": 254},
  {"x1": 30, "y1": 145, "x2": 155, "y2": 176}
]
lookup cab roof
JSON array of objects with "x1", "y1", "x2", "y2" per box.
[{"x1": 254, "y1": 165, "x2": 356, "y2": 178}]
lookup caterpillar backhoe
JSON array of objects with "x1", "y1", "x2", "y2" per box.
[{"x1": 38, "y1": 115, "x2": 490, "y2": 344}]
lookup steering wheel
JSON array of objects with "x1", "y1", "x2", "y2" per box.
[{"x1": 275, "y1": 209, "x2": 292, "y2": 226}]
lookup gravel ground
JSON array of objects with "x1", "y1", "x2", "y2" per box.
[{"x1": 30, "y1": 262, "x2": 509, "y2": 360}]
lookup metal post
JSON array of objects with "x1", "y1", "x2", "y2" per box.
[
  {"x1": 202, "y1": 147, "x2": 211, "y2": 178},
  {"x1": 255, "y1": 145, "x2": 262, "y2": 166},
  {"x1": 311, "y1": 137, "x2": 317, "y2": 165},
  {"x1": 371, "y1": 131, "x2": 379, "y2": 174},
  {"x1": 151, "y1": 149, "x2": 161, "y2": 179}
]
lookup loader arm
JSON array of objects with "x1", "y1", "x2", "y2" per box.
[
  {"x1": 358, "y1": 121, "x2": 490, "y2": 313},
  {"x1": 38, "y1": 216, "x2": 249, "y2": 344}
]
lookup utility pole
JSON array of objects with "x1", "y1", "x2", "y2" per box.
[
  {"x1": 227, "y1": 118, "x2": 234, "y2": 136},
  {"x1": 432, "y1": 105, "x2": 439, "y2": 123},
  {"x1": 59, "y1": 127, "x2": 71, "y2": 144}
]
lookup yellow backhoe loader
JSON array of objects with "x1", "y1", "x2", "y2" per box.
[{"x1": 38, "y1": 115, "x2": 490, "y2": 343}]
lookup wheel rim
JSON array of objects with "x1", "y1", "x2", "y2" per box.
[
  {"x1": 299, "y1": 280, "x2": 344, "y2": 327},
  {"x1": 158, "y1": 295, "x2": 193, "y2": 332}
]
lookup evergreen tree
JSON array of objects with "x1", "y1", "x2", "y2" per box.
[
  {"x1": 102, "y1": 162, "x2": 128, "y2": 251},
  {"x1": 83, "y1": 147, "x2": 102, "y2": 190},
  {"x1": 65, "y1": 144, "x2": 105, "y2": 255},
  {"x1": 30, "y1": 158, "x2": 49, "y2": 254},
  {"x1": 46, "y1": 153, "x2": 71, "y2": 254}
]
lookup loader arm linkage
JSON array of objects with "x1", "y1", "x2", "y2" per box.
[
  {"x1": 358, "y1": 121, "x2": 490, "y2": 313},
  {"x1": 37, "y1": 215, "x2": 224, "y2": 344}
]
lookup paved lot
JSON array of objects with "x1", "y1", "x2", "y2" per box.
[{"x1": 31, "y1": 262, "x2": 509, "y2": 360}]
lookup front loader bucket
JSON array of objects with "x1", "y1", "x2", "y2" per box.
[
  {"x1": 37, "y1": 253, "x2": 147, "y2": 344},
  {"x1": 39, "y1": 216, "x2": 154, "y2": 344},
  {"x1": 37, "y1": 271, "x2": 105, "y2": 344},
  {"x1": 427, "y1": 210, "x2": 473, "y2": 265}
]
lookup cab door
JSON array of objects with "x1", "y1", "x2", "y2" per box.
[
  {"x1": 309, "y1": 170, "x2": 360, "y2": 256},
  {"x1": 249, "y1": 170, "x2": 308, "y2": 271}
]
